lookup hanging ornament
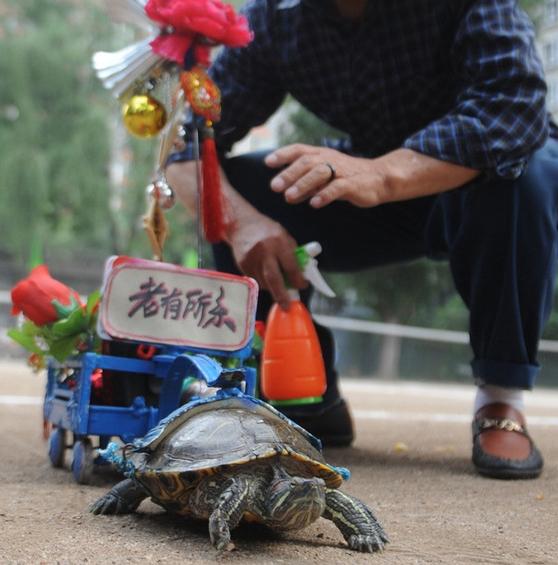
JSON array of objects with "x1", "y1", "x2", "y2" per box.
[
  {"x1": 180, "y1": 66, "x2": 223, "y2": 242},
  {"x1": 200, "y1": 123, "x2": 224, "y2": 243},
  {"x1": 93, "y1": 0, "x2": 253, "y2": 260},
  {"x1": 122, "y1": 94, "x2": 167, "y2": 138},
  {"x1": 146, "y1": 178, "x2": 175, "y2": 210},
  {"x1": 143, "y1": 190, "x2": 169, "y2": 261},
  {"x1": 180, "y1": 66, "x2": 221, "y2": 123},
  {"x1": 92, "y1": 0, "x2": 252, "y2": 102}
]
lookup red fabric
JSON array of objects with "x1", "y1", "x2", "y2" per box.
[
  {"x1": 201, "y1": 136, "x2": 225, "y2": 243},
  {"x1": 146, "y1": 0, "x2": 252, "y2": 63},
  {"x1": 11, "y1": 265, "x2": 83, "y2": 326}
]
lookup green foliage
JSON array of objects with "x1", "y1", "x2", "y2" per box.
[
  {"x1": 0, "y1": 0, "x2": 114, "y2": 265},
  {"x1": 520, "y1": 0, "x2": 544, "y2": 15},
  {"x1": 0, "y1": 0, "x2": 198, "y2": 270}
]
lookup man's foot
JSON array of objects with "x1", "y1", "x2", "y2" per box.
[
  {"x1": 278, "y1": 397, "x2": 354, "y2": 447},
  {"x1": 472, "y1": 402, "x2": 543, "y2": 479}
]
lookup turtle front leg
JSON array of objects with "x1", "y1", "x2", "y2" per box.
[
  {"x1": 323, "y1": 489, "x2": 388, "y2": 553},
  {"x1": 208, "y1": 477, "x2": 250, "y2": 551},
  {"x1": 90, "y1": 479, "x2": 148, "y2": 515}
]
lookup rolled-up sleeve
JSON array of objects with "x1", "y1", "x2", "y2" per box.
[
  {"x1": 210, "y1": 1, "x2": 286, "y2": 153},
  {"x1": 403, "y1": 0, "x2": 549, "y2": 179}
]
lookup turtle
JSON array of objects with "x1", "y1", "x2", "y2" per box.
[{"x1": 90, "y1": 392, "x2": 388, "y2": 553}]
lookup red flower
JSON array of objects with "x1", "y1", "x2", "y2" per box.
[
  {"x1": 11, "y1": 265, "x2": 83, "y2": 326},
  {"x1": 145, "y1": 0, "x2": 253, "y2": 63}
]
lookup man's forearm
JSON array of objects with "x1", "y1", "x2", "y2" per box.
[
  {"x1": 379, "y1": 148, "x2": 480, "y2": 203},
  {"x1": 264, "y1": 144, "x2": 480, "y2": 209}
]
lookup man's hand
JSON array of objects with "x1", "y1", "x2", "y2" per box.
[
  {"x1": 165, "y1": 158, "x2": 306, "y2": 308},
  {"x1": 265, "y1": 144, "x2": 389, "y2": 209},
  {"x1": 265, "y1": 144, "x2": 480, "y2": 208},
  {"x1": 226, "y1": 213, "x2": 307, "y2": 310}
]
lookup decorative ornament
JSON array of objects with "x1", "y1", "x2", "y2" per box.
[
  {"x1": 93, "y1": 0, "x2": 253, "y2": 260},
  {"x1": 122, "y1": 94, "x2": 167, "y2": 138},
  {"x1": 145, "y1": 0, "x2": 252, "y2": 63},
  {"x1": 143, "y1": 190, "x2": 169, "y2": 262},
  {"x1": 146, "y1": 178, "x2": 175, "y2": 210},
  {"x1": 199, "y1": 123, "x2": 224, "y2": 243},
  {"x1": 180, "y1": 66, "x2": 221, "y2": 123}
]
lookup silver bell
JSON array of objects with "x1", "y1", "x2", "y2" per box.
[{"x1": 146, "y1": 178, "x2": 176, "y2": 210}]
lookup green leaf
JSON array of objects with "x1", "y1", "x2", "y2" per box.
[
  {"x1": 21, "y1": 320, "x2": 41, "y2": 337},
  {"x1": 7, "y1": 328, "x2": 43, "y2": 355},
  {"x1": 52, "y1": 295, "x2": 82, "y2": 320},
  {"x1": 48, "y1": 336, "x2": 78, "y2": 362},
  {"x1": 86, "y1": 289, "x2": 101, "y2": 316},
  {"x1": 50, "y1": 307, "x2": 87, "y2": 338}
]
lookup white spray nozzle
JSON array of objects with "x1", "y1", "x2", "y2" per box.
[{"x1": 296, "y1": 242, "x2": 336, "y2": 298}]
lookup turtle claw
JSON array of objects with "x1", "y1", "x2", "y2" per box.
[
  {"x1": 209, "y1": 517, "x2": 232, "y2": 551},
  {"x1": 89, "y1": 479, "x2": 147, "y2": 516},
  {"x1": 89, "y1": 493, "x2": 131, "y2": 515},
  {"x1": 348, "y1": 534, "x2": 386, "y2": 553}
]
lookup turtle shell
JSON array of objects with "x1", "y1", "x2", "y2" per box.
[{"x1": 126, "y1": 394, "x2": 345, "y2": 490}]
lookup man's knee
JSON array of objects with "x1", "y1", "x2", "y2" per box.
[{"x1": 467, "y1": 141, "x2": 558, "y2": 237}]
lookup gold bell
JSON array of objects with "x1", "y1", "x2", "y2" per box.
[{"x1": 122, "y1": 94, "x2": 167, "y2": 138}]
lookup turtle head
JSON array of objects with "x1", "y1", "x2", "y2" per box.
[{"x1": 266, "y1": 472, "x2": 326, "y2": 531}]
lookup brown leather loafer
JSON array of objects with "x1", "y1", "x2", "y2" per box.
[{"x1": 472, "y1": 402, "x2": 543, "y2": 479}]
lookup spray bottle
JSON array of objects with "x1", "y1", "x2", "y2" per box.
[{"x1": 260, "y1": 242, "x2": 335, "y2": 407}]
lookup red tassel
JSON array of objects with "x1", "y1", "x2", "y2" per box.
[{"x1": 201, "y1": 133, "x2": 225, "y2": 243}]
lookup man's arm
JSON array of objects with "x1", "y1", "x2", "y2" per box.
[
  {"x1": 264, "y1": 0, "x2": 548, "y2": 208},
  {"x1": 402, "y1": 0, "x2": 549, "y2": 180},
  {"x1": 264, "y1": 144, "x2": 479, "y2": 209}
]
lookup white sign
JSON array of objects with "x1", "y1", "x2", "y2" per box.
[{"x1": 99, "y1": 257, "x2": 258, "y2": 352}]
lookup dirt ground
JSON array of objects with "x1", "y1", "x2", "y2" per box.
[{"x1": 1, "y1": 360, "x2": 557, "y2": 564}]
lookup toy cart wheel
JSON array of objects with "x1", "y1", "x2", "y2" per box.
[
  {"x1": 48, "y1": 427, "x2": 66, "y2": 468},
  {"x1": 71, "y1": 438, "x2": 95, "y2": 484}
]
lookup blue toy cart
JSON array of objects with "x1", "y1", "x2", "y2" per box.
[
  {"x1": 44, "y1": 257, "x2": 258, "y2": 484},
  {"x1": 44, "y1": 346, "x2": 256, "y2": 484}
]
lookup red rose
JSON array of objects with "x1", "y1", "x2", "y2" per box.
[
  {"x1": 11, "y1": 265, "x2": 83, "y2": 326},
  {"x1": 145, "y1": 0, "x2": 253, "y2": 63}
]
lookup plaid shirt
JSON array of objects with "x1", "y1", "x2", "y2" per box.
[{"x1": 209, "y1": 0, "x2": 552, "y2": 179}]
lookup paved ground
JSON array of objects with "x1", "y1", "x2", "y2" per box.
[{"x1": 1, "y1": 360, "x2": 557, "y2": 564}]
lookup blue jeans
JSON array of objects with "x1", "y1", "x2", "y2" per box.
[{"x1": 214, "y1": 139, "x2": 558, "y2": 392}]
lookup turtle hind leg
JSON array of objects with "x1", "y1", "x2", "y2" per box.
[
  {"x1": 90, "y1": 478, "x2": 148, "y2": 515},
  {"x1": 323, "y1": 489, "x2": 388, "y2": 553},
  {"x1": 208, "y1": 477, "x2": 250, "y2": 551}
]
